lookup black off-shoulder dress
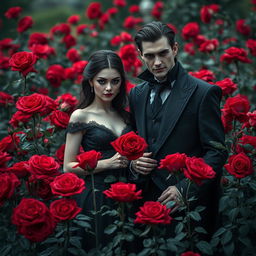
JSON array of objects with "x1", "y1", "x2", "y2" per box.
[{"x1": 66, "y1": 121, "x2": 131, "y2": 252}]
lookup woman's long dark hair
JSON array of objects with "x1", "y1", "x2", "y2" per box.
[{"x1": 77, "y1": 50, "x2": 130, "y2": 123}]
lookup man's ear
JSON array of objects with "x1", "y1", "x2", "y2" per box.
[
  {"x1": 138, "y1": 48, "x2": 143, "y2": 58},
  {"x1": 172, "y1": 42, "x2": 179, "y2": 57}
]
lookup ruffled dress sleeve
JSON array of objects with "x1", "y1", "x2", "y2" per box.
[{"x1": 66, "y1": 122, "x2": 90, "y2": 134}]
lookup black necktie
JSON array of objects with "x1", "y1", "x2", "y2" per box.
[{"x1": 151, "y1": 85, "x2": 164, "y2": 115}]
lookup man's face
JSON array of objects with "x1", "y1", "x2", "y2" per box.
[{"x1": 139, "y1": 36, "x2": 178, "y2": 81}]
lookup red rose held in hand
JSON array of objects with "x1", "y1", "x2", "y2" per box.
[
  {"x1": 50, "y1": 198, "x2": 82, "y2": 222},
  {"x1": 159, "y1": 153, "x2": 187, "y2": 173},
  {"x1": 103, "y1": 182, "x2": 142, "y2": 202},
  {"x1": 50, "y1": 172, "x2": 86, "y2": 196},
  {"x1": 224, "y1": 152, "x2": 253, "y2": 179},
  {"x1": 111, "y1": 131, "x2": 148, "y2": 160},
  {"x1": 181, "y1": 252, "x2": 201, "y2": 256},
  {"x1": 134, "y1": 201, "x2": 172, "y2": 225},
  {"x1": 184, "y1": 157, "x2": 216, "y2": 185},
  {"x1": 9, "y1": 51, "x2": 38, "y2": 77},
  {"x1": 73, "y1": 150, "x2": 102, "y2": 170}
]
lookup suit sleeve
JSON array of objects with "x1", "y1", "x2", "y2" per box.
[{"x1": 176, "y1": 85, "x2": 228, "y2": 197}]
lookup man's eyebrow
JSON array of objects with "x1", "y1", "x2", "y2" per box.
[{"x1": 143, "y1": 48, "x2": 170, "y2": 55}]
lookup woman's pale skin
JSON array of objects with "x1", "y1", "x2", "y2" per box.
[{"x1": 64, "y1": 68, "x2": 129, "y2": 176}]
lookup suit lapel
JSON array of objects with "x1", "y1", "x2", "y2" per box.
[
  {"x1": 135, "y1": 85, "x2": 150, "y2": 140},
  {"x1": 154, "y1": 74, "x2": 197, "y2": 156}
]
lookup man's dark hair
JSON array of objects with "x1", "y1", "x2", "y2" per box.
[{"x1": 134, "y1": 21, "x2": 176, "y2": 53}]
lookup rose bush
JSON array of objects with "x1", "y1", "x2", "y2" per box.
[{"x1": 0, "y1": 0, "x2": 255, "y2": 255}]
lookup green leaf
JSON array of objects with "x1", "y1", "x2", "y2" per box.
[
  {"x1": 143, "y1": 238, "x2": 153, "y2": 248},
  {"x1": 137, "y1": 248, "x2": 152, "y2": 256},
  {"x1": 194, "y1": 227, "x2": 207, "y2": 234},
  {"x1": 39, "y1": 247, "x2": 58, "y2": 256},
  {"x1": 188, "y1": 211, "x2": 201, "y2": 221},
  {"x1": 196, "y1": 241, "x2": 213, "y2": 255},
  {"x1": 75, "y1": 214, "x2": 91, "y2": 221},
  {"x1": 0, "y1": 245, "x2": 12, "y2": 256},
  {"x1": 175, "y1": 232, "x2": 186, "y2": 241},
  {"x1": 175, "y1": 222, "x2": 184, "y2": 234},
  {"x1": 222, "y1": 230, "x2": 232, "y2": 245},
  {"x1": 104, "y1": 224, "x2": 117, "y2": 234},
  {"x1": 229, "y1": 208, "x2": 239, "y2": 221},
  {"x1": 69, "y1": 236, "x2": 82, "y2": 248},
  {"x1": 104, "y1": 175, "x2": 117, "y2": 183},
  {"x1": 223, "y1": 241, "x2": 234, "y2": 255},
  {"x1": 212, "y1": 227, "x2": 226, "y2": 238},
  {"x1": 248, "y1": 181, "x2": 256, "y2": 191},
  {"x1": 73, "y1": 220, "x2": 91, "y2": 229},
  {"x1": 139, "y1": 225, "x2": 151, "y2": 237}
]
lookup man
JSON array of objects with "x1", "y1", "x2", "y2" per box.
[{"x1": 129, "y1": 21, "x2": 228, "y2": 239}]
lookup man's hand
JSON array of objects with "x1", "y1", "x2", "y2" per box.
[
  {"x1": 158, "y1": 186, "x2": 182, "y2": 211},
  {"x1": 131, "y1": 152, "x2": 158, "y2": 175}
]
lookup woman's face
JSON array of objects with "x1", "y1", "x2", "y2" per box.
[{"x1": 89, "y1": 68, "x2": 122, "y2": 103}]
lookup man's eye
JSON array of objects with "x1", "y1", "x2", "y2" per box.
[
  {"x1": 144, "y1": 54, "x2": 154, "y2": 59},
  {"x1": 97, "y1": 80, "x2": 105, "y2": 85},
  {"x1": 159, "y1": 50, "x2": 169, "y2": 56}
]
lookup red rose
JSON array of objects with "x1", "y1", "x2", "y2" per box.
[
  {"x1": 0, "y1": 173, "x2": 20, "y2": 206},
  {"x1": 103, "y1": 182, "x2": 142, "y2": 202},
  {"x1": 182, "y1": 22, "x2": 200, "y2": 40},
  {"x1": 16, "y1": 93, "x2": 47, "y2": 115},
  {"x1": 0, "y1": 56, "x2": 10, "y2": 70},
  {"x1": 28, "y1": 154, "x2": 60, "y2": 179},
  {"x1": 72, "y1": 60, "x2": 88, "y2": 74},
  {"x1": 134, "y1": 201, "x2": 172, "y2": 225},
  {"x1": 28, "y1": 32, "x2": 48, "y2": 47},
  {"x1": 159, "y1": 153, "x2": 187, "y2": 173},
  {"x1": 184, "y1": 43, "x2": 196, "y2": 56},
  {"x1": 236, "y1": 19, "x2": 251, "y2": 36},
  {"x1": 215, "y1": 78, "x2": 237, "y2": 96},
  {"x1": 55, "y1": 93, "x2": 78, "y2": 113},
  {"x1": 86, "y1": 2, "x2": 102, "y2": 19},
  {"x1": 222, "y1": 94, "x2": 250, "y2": 123},
  {"x1": 237, "y1": 135, "x2": 256, "y2": 153},
  {"x1": 9, "y1": 110, "x2": 32, "y2": 127},
  {"x1": 67, "y1": 15, "x2": 80, "y2": 25},
  {"x1": 9, "y1": 51, "x2": 37, "y2": 77},
  {"x1": 50, "y1": 172, "x2": 86, "y2": 196},
  {"x1": 246, "y1": 39, "x2": 256, "y2": 56},
  {"x1": 65, "y1": 67, "x2": 77, "y2": 80},
  {"x1": 50, "y1": 23, "x2": 71, "y2": 36},
  {"x1": 0, "y1": 151, "x2": 12, "y2": 169},
  {"x1": 50, "y1": 198, "x2": 82, "y2": 222},
  {"x1": 220, "y1": 47, "x2": 252, "y2": 64},
  {"x1": 247, "y1": 111, "x2": 256, "y2": 128},
  {"x1": 73, "y1": 150, "x2": 102, "y2": 170},
  {"x1": 55, "y1": 144, "x2": 65, "y2": 164},
  {"x1": 7, "y1": 161, "x2": 29, "y2": 178},
  {"x1": 30, "y1": 44, "x2": 55, "y2": 59},
  {"x1": 199, "y1": 39, "x2": 219, "y2": 53},
  {"x1": 151, "y1": 1, "x2": 164, "y2": 20},
  {"x1": 200, "y1": 4, "x2": 219, "y2": 23},
  {"x1": 27, "y1": 175, "x2": 54, "y2": 200},
  {"x1": 46, "y1": 110, "x2": 70, "y2": 128},
  {"x1": 123, "y1": 16, "x2": 143, "y2": 29},
  {"x1": 181, "y1": 252, "x2": 201, "y2": 256},
  {"x1": 111, "y1": 131, "x2": 148, "y2": 160},
  {"x1": 76, "y1": 24, "x2": 88, "y2": 35},
  {"x1": 5, "y1": 6, "x2": 22, "y2": 19},
  {"x1": 184, "y1": 157, "x2": 216, "y2": 185},
  {"x1": 12, "y1": 198, "x2": 56, "y2": 242},
  {"x1": 46, "y1": 64, "x2": 65, "y2": 88},
  {"x1": 66, "y1": 48, "x2": 81, "y2": 62},
  {"x1": 17, "y1": 16, "x2": 33, "y2": 33},
  {"x1": 62, "y1": 34, "x2": 76, "y2": 49},
  {"x1": 224, "y1": 153, "x2": 253, "y2": 179},
  {"x1": 0, "y1": 91, "x2": 14, "y2": 106},
  {"x1": 129, "y1": 5, "x2": 140, "y2": 13},
  {"x1": 114, "y1": 0, "x2": 126, "y2": 7},
  {"x1": 189, "y1": 69, "x2": 215, "y2": 82}
]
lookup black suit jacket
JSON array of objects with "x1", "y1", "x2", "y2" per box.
[{"x1": 129, "y1": 62, "x2": 228, "y2": 233}]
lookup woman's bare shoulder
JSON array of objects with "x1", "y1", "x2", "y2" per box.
[{"x1": 69, "y1": 108, "x2": 88, "y2": 123}]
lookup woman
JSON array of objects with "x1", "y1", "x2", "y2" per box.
[{"x1": 64, "y1": 50, "x2": 131, "y2": 252}]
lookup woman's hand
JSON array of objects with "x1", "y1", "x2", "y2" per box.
[{"x1": 100, "y1": 153, "x2": 129, "y2": 169}]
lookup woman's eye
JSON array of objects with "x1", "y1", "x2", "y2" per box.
[
  {"x1": 97, "y1": 80, "x2": 105, "y2": 85},
  {"x1": 112, "y1": 79, "x2": 120, "y2": 85}
]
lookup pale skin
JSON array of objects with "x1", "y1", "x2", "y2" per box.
[
  {"x1": 63, "y1": 68, "x2": 129, "y2": 176},
  {"x1": 132, "y1": 36, "x2": 181, "y2": 206}
]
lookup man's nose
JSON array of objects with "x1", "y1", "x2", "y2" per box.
[{"x1": 154, "y1": 56, "x2": 162, "y2": 66}]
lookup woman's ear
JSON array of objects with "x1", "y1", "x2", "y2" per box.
[{"x1": 89, "y1": 79, "x2": 93, "y2": 88}]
